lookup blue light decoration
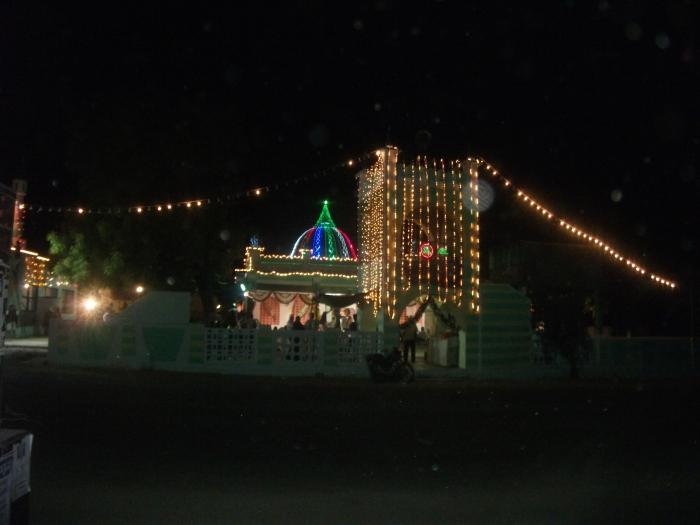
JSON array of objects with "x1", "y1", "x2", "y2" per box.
[{"x1": 290, "y1": 200, "x2": 358, "y2": 259}]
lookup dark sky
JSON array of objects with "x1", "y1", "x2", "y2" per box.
[{"x1": 1, "y1": 1, "x2": 698, "y2": 280}]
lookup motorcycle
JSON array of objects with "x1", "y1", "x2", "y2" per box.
[{"x1": 366, "y1": 348, "x2": 415, "y2": 383}]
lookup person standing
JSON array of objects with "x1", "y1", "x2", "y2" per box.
[
  {"x1": 42, "y1": 307, "x2": 53, "y2": 335},
  {"x1": 340, "y1": 308, "x2": 351, "y2": 331},
  {"x1": 305, "y1": 312, "x2": 319, "y2": 331},
  {"x1": 292, "y1": 315, "x2": 304, "y2": 330},
  {"x1": 5, "y1": 305, "x2": 18, "y2": 338},
  {"x1": 400, "y1": 317, "x2": 418, "y2": 363}
]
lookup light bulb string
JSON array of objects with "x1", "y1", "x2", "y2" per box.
[
  {"x1": 20, "y1": 146, "x2": 676, "y2": 289},
  {"x1": 472, "y1": 156, "x2": 677, "y2": 289},
  {"x1": 21, "y1": 152, "x2": 373, "y2": 215}
]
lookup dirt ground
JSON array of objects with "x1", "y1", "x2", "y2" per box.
[{"x1": 2, "y1": 353, "x2": 699, "y2": 524}]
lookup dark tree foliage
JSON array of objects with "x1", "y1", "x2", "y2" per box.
[{"x1": 47, "y1": 205, "x2": 247, "y2": 317}]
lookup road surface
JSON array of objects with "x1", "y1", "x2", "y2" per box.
[{"x1": 2, "y1": 354, "x2": 699, "y2": 524}]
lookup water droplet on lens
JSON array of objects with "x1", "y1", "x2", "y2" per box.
[
  {"x1": 463, "y1": 180, "x2": 495, "y2": 212},
  {"x1": 415, "y1": 129, "x2": 432, "y2": 150},
  {"x1": 308, "y1": 124, "x2": 330, "y2": 148},
  {"x1": 625, "y1": 22, "x2": 643, "y2": 41},
  {"x1": 655, "y1": 33, "x2": 671, "y2": 50}
]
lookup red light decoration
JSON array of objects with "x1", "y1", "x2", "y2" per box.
[{"x1": 419, "y1": 242, "x2": 434, "y2": 259}]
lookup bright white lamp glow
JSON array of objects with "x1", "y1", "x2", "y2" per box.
[
  {"x1": 82, "y1": 297, "x2": 98, "y2": 312},
  {"x1": 135, "y1": 285, "x2": 144, "y2": 294}
]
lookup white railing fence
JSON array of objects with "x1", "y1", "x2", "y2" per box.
[{"x1": 49, "y1": 321, "x2": 383, "y2": 377}]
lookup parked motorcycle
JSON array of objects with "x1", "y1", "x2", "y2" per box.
[{"x1": 366, "y1": 348, "x2": 415, "y2": 383}]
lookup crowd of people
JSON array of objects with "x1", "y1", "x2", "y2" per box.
[
  {"x1": 282, "y1": 308, "x2": 359, "y2": 332},
  {"x1": 209, "y1": 306, "x2": 432, "y2": 364},
  {"x1": 210, "y1": 306, "x2": 360, "y2": 332}
]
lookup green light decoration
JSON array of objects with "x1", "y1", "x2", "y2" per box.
[
  {"x1": 290, "y1": 201, "x2": 357, "y2": 259},
  {"x1": 437, "y1": 247, "x2": 449, "y2": 256},
  {"x1": 419, "y1": 242, "x2": 434, "y2": 259}
]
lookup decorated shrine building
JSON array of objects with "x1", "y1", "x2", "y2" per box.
[{"x1": 236, "y1": 147, "x2": 533, "y2": 371}]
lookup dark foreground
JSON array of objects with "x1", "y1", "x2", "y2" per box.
[{"x1": 2, "y1": 354, "x2": 700, "y2": 524}]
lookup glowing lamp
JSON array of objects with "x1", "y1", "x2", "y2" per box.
[{"x1": 82, "y1": 297, "x2": 98, "y2": 312}]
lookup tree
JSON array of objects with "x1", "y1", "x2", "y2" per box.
[{"x1": 47, "y1": 204, "x2": 249, "y2": 319}]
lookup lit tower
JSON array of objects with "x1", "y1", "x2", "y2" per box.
[{"x1": 357, "y1": 146, "x2": 481, "y2": 327}]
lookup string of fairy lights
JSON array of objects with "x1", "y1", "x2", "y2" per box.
[
  {"x1": 471, "y1": 157, "x2": 677, "y2": 289},
  {"x1": 358, "y1": 150, "x2": 386, "y2": 314},
  {"x1": 17, "y1": 145, "x2": 677, "y2": 297},
  {"x1": 356, "y1": 147, "x2": 675, "y2": 324},
  {"x1": 469, "y1": 162, "x2": 481, "y2": 313},
  {"x1": 237, "y1": 246, "x2": 356, "y2": 280},
  {"x1": 19, "y1": 152, "x2": 374, "y2": 216}
]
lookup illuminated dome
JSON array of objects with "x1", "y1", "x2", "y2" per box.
[{"x1": 290, "y1": 200, "x2": 357, "y2": 259}]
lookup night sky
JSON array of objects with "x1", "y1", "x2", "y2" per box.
[{"x1": 1, "y1": 2, "x2": 698, "y2": 282}]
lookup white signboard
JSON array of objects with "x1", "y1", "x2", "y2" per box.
[
  {"x1": 0, "y1": 451, "x2": 13, "y2": 525},
  {"x1": 11, "y1": 434, "x2": 32, "y2": 501}
]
